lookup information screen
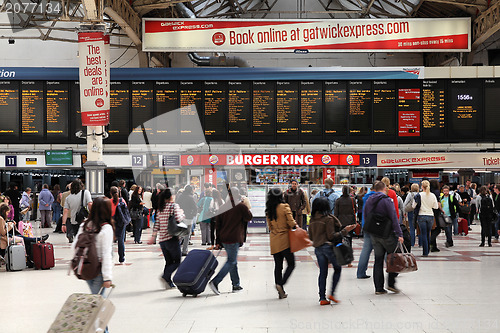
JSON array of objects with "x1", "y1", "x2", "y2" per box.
[
  {"x1": 422, "y1": 80, "x2": 445, "y2": 139},
  {"x1": 0, "y1": 81, "x2": 19, "y2": 138},
  {"x1": 204, "y1": 81, "x2": 227, "y2": 140},
  {"x1": 131, "y1": 81, "x2": 154, "y2": 135},
  {"x1": 228, "y1": 81, "x2": 251, "y2": 141},
  {"x1": 448, "y1": 79, "x2": 482, "y2": 139},
  {"x1": 398, "y1": 81, "x2": 421, "y2": 137},
  {"x1": 252, "y1": 81, "x2": 275, "y2": 139},
  {"x1": 349, "y1": 81, "x2": 371, "y2": 136},
  {"x1": 276, "y1": 81, "x2": 299, "y2": 138},
  {"x1": 109, "y1": 81, "x2": 130, "y2": 138},
  {"x1": 372, "y1": 80, "x2": 396, "y2": 137},
  {"x1": 154, "y1": 81, "x2": 178, "y2": 142},
  {"x1": 46, "y1": 81, "x2": 69, "y2": 138},
  {"x1": 179, "y1": 81, "x2": 203, "y2": 137},
  {"x1": 300, "y1": 81, "x2": 322, "y2": 140},
  {"x1": 21, "y1": 81, "x2": 44, "y2": 138},
  {"x1": 70, "y1": 81, "x2": 83, "y2": 141},
  {"x1": 484, "y1": 79, "x2": 500, "y2": 139},
  {"x1": 324, "y1": 81, "x2": 347, "y2": 138}
]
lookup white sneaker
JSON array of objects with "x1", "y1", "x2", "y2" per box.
[{"x1": 209, "y1": 280, "x2": 220, "y2": 295}]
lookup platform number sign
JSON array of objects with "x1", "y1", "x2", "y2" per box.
[
  {"x1": 359, "y1": 154, "x2": 377, "y2": 167},
  {"x1": 5, "y1": 156, "x2": 17, "y2": 167},
  {"x1": 132, "y1": 155, "x2": 144, "y2": 167}
]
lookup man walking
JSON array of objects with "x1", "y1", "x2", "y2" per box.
[
  {"x1": 356, "y1": 184, "x2": 376, "y2": 279},
  {"x1": 38, "y1": 184, "x2": 54, "y2": 228},
  {"x1": 284, "y1": 180, "x2": 306, "y2": 227},
  {"x1": 176, "y1": 185, "x2": 198, "y2": 255},
  {"x1": 440, "y1": 185, "x2": 460, "y2": 248},
  {"x1": 209, "y1": 188, "x2": 252, "y2": 294},
  {"x1": 363, "y1": 181, "x2": 404, "y2": 294},
  {"x1": 312, "y1": 178, "x2": 339, "y2": 214}
]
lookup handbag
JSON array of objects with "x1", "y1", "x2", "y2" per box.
[
  {"x1": 167, "y1": 213, "x2": 189, "y2": 237},
  {"x1": 75, "y1": 191, "x2": 89, "y2": 224},
  {"x1": 459, "y1": 203, "x2": 471, "y2": 215},
  {"x1": 333, "y1": 238, "x2": 354, "y2": 265},
  {"x1": 20, "y1": 207, "x2": 30, "y2": 215},
  {"x1": 386, "y1": 242, "x2": 418, "y2": 273},
  {"x1": 437, "y1": 211, "x2": 453, "y2": 228},
  {"x1": 129, "y1": 208, "x2": 142, "y2": 220},
  {"x1": 289, "y1": 227, "x2": 312, "y2": 253}
]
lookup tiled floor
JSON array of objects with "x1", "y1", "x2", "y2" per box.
[{"x1": 3, "y1": 223, "x2": 500, "y2": 333}]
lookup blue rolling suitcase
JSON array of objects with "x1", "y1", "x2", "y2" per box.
[{"x1": 173, "y1": 249, "x2": 218, "y2": 297}]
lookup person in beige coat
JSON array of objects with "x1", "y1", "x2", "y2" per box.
[
  {"x1": 266, "y1": 188, "x2": 298, "y2": 299},
  {"x1": 302, "y1": 189, "x2": 311, "y2": 231}
]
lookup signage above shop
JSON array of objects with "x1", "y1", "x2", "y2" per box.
[
  {"x1": 142, "y1": 18, "x2": 470, "y2": 53},
  {"x1": 377, "y1": 153, "x2": 500, "y2": 169}
]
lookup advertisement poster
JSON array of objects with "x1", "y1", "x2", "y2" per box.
[{"x1": 247, "y1": 186, "x2": 266, "y2": 217}]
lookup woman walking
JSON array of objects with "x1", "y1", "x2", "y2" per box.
[
  {"x1": 51, "y1": 184, "x2": 62, "y2": 225},
  {"x1": 412, "y1": 180, "x2": 438, "y2": 257},
  {"x1": 110, "y1": 186, "x2": 126, "y2": 263},
  {"x1": 309, "y1": 197, "x2": 355, "y2": 305},
  {"x1": 197, "y1": 189, "x2": 213, "y2": 246},
  {"x1": 404, "y1": 183, "x2": 420, "y2": 247},
  {"x1": 477, "y1": 185, "x2": 495, "y2": 247},
  {"x1": 334, "y1": 186, "x2": 357, "y2": 249},
  {"x1": 266, "y1": 188, "x2": 297, "y2": 299},
  {"x1": 129, "y1": 186, "x2": 144, "y2": 244},
  {"x1": 148, "y1": 188, "x2": 185, "y2": 289}
]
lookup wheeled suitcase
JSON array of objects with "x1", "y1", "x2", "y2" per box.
[
  {"x1": 48, "y1": 289, "x2": 115, "y2": 333},
  {"x1": 173, "y1": 249, "x2": 218, "y2": 297},
  {"x1": 458, "y1": 218, "x2": 468, "y2": 235},
  {"x1": 6, "y1": 243, "x2": 26, "y2": 271},
  {"x1": 32, "y1": 242, "x2": 55, "y2": 269}
]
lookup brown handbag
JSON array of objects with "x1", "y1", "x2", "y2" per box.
[
  {"x1": 289, "y1": 227, "x2": 313, "y2": 253},
  {"x1": 386, "y1": 242, "x2": 418, "y2": 273}
]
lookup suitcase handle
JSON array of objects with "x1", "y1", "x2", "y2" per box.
[{"x1": 98, "y1": 284, "x2": 115, "y2": 299}]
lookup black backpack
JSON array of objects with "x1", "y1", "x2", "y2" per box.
[
  {"x1": 71, "y1": 224, "x2": 101, "y2": 280},
  {"x1": 480, "y1": 195, "x2": 495, "y2": 221},
  {"x1": 114, "y1": 199, "x2": 131, "y2": 228},
  {"x1": 75, "y1": 191, "x2": 89, "y2": 224}
]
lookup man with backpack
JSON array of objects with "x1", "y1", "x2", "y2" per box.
[
  {"x1": 312, "y1": 178, "x2": 339, "y2": 215},
  {"x1": 62, "y1": 179, "x2": 92, "y2": 243},
  {"x1": 440, "y1": 186, "x2": 460, "y2": 248},
  {"x1": 477, "y1": 185, "x2": 496, "y2": 247},
  {"x1": 492, "y1": 184, "x2": 500, "y2": 243}
]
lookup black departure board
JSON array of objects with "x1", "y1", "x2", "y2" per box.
[
  {"x1": 349, "y1": 81, "x2": 371, "y2": 136},
  {"x1": 422, "y1": 80, "x2": 445, "y2": 139},
  {"x1": 0, "y1": 81, "x2": 19, "y2": 138},
  {"x1": 21, "y1": 81, "x2": 44, "y2": 138},
  {"x1": 228, "y1": 81, "x2": 251, "y2": 140},
  {"x1": 276, "y1": 81, "x2": 299, "y2": 137},
  {"x1": 180, "y1": 81, "x2": 203, "y2": 137},
  {"x1": 324, "y1": 81, "x2": 347, "y2": 137},
  {"x1": 398, "y1": 81, "x2": 421, "y2": 137},
  {"x1": 46, "y1": 81, "x2": 69, "y2": 138},
  {"x1": 70, "y1": 81, "x2": 83, "y2": 142},
  {"x1": 204, "y1": 81, "x2": 227, "y2": 140},
  {"x1": 155, "y1": 81, "x2": 179, "y2": 141},
  {"x1": 109, "y1": 81, "x2": 130, "y2": 138},
  {"x1": 300, "y1": 81, "x2": 322, "y2": 140},
  {"x1": 448, "y1": 79, "x2": 482, "y2": 139},
  {"x1": 252, "y1": 81, "x2": 275, "y2": 139},
  {"x1": 131, "y1": 81, "x2": 154, "y2": 135},
  {"x1": 372, "y1": 80, "x2": 396, "y2": 137},
  {"x1": 484, "y1": 79, "x2": 500, "y2": 139}
]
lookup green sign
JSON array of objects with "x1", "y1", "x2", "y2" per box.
[{"x1": 45, "y1": 150, "x2": 73, "y2": 166}]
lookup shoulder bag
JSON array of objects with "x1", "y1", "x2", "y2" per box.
[
  {"x1": 75, "y1": 191, "x2": 89, "y2": 224},
  {"x1": 333, "y1": 237, "x2": 354, "y2": 265},
  {"x1": 167, "y1": 205, "x2": 189, "y2": 237},
  {"x1": 289, "y1": 227, "x2": 312, "y2": 253},
  {"x1": 386, "y1": 242, "x2": 418, "y2": 273}
]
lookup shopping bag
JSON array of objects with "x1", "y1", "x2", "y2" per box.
[{"x1": 288, "y1": 227, "x2": 312, "y2": 253}]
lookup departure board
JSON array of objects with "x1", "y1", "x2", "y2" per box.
[
  {"x1": 398, "y1": 82, "x2": 421, "y2": 137},
  {"x1": 324, "y1": 81, "x2": 347, "y2": 137},
  {"x1": 70, "y1": 81, "x2": 83, "y2": 142},
  {"x1": 180, "y1": 81, "x2": 203, "y2": 136},
  {"x1": 155, "y1": 81, "x2": 179, "y2": 141},
  {"x1": 372, "y1": 80, "x2": 396, "y2": 136},
  {"x1": 131, "y1": 81, "x2": 154, "y2": 135},
  {"x1": 300, "y1": 81, "x2": 322, "y2": 140},
  {"x1": 484, "y1": 79, "x2": 500, "y2": 139},
  {"x1": 349, "y1": 81, "x2": 371, "y2": 136},
  {"x1": 252, "y1": 81, "x2": 275, "y2": 139},
  {"x1": 422, "y1": 80, "x2": 445, "y2": 139},
  {"x1": 204, "y1": 81, "x2": 227, "y2": 140},
  {"x1": 109, "y1": 81, "x2": 130, "y2": 138},
  {"x1": 21, "y1": 81, "x2": 44, "y2": 138},
  {"x1": 448, "y1": 79, "x2": 482, "y2": 139},
  {"x1": 228, "y1": 81, "x2": 251, "y2": 140},
  {"x1": 0, "y1": 81, "x2": 19, "y2": 138},
  {"x1": 276, "y1": 81, "x2": 299, "y2": 137},
  {"x1": 46, "y1": 81, "x2": 69, "y2": 138}
]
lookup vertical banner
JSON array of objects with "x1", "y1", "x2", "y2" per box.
[
  {"x1": 323, "y1": 168, "x2": 336, "y2": 183},
  {"x1": 78, "y1": 31, "x2": 110, "y2": 126},
  {"x1": 103, "y1": 34, "x2": 110, "y2": 111},
  {"x1": 205, "y1": 168, "x2": 217, "y2": 186}
]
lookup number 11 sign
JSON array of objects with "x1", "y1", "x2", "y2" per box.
[{"x1": 5, "y1": 156, "x2": 17, "y2": 167}]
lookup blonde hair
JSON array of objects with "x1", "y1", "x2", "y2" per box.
[
  {"x1": 421, "y1": 180, "x2": 431, "y2": 194},
  {"x1": 411, "y1": 183, "x2": 419, "y2": 192},
  {"x1": 381, "y1": 177, "x2": 390, "y2": 187}
]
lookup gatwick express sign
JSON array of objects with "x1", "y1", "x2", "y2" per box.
[
  {"x1": 377, "y1": 153, "x2": 500, "y2": 169},
  {"x1": 142, "y1": 18, "x2": 470, "y2": 53}
]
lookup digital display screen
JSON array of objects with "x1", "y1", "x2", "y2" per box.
[
  {"x1": 204, "y1": 81, "x2": 227, "y2": 140},
  {"x1": 0, "y1": 81, "x2": 19, "y2": 138},
  {"x1": 300, "y1": 81, "x2": 322, "y2": 140},
  {"x1": 155, "y1": 81, "x2": 179, "y2": 142},
  {"x1": 131, "y1": 81, "x2": 154, "y2": 135},
  {"x1": 324, "y1": 81, "x2": 347, "y2": 137},
  {"x1": 398, "y1": 81, "x2": 421, "y2": 137},
  {"x1": 179, "y1": 81, "x2": 203, "y2": 136},
  {"x1": 422, "y1": 80, "x2": 445, "y2": 139},
  {"x1": 448, "y1": 79, "x2": 482, "y2": 139},
  {"x1": 46, "y1": 81, "x2": 69, "y2": 138},
  {"x1": 276, "y1": 81, "x2": 299, "y2": 137},
  {"x1": 349, "y1": 81, "x2": 371, "y2": 136},
  {"x1": 252, "y1": 81, "x2": 275, "y2": 139},
  {"x1": 21, "y1": 81, "x2": 44, "y2": 138},
  {"x1": 372, "y1": 80, "x2": 396, "y2": 137},
  {"x1": 228, "y1": 81, "x2": 251, "y2": 140},
  {"x1": 70, "y1": 81, "x2": 83, "y2": 141},
  {"x1": 109, "y1": 81, "x2": 130, "y2": 138},
  {"x1": 484, "y1": 79, "x2": 500, "y2": 139}
]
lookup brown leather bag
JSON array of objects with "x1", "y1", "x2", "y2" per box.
[
  {"x1": 289, "y1": 227, "x2": 312, "y2": 253},
  {"x1": 386, "y1": 242, "x2": 418, "y2": 273}
]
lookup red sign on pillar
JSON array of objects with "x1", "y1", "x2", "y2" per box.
[
  {"x1": 323, "y1": 168, "x2": 335, "y2": 183},
  {"x1": 204, "y1": 168, "x2": 217, "y2": 186}
]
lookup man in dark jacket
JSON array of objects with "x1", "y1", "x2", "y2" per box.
[
  {"x1": 209, "y1": 188, "x2": 253, "y2": 295},
  {"x1": 119, "y1": 180, "x2": 129, "y2": 205},
  {"x1": 363, "y1": 181, "x2": 404, "y2": 295},
  {"x1": 4, "y1": 182, "x2": 22, "y2": 222},
  {"x1": 492, "y1": 184, "x2": 500, "y2": 242},
  {"x1": 284, "y1": 180, "x2": 306, "y2": 227},
  {"x1": 440, "y1": 185, "x2": 460, "y2": 247},
  {"x1": 176, "y1": 185, "x2": 198, "y2": 255}
]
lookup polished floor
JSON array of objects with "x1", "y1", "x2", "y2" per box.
[{"x1": 3, "y1": 222, "x2": 500, "y2": 333}]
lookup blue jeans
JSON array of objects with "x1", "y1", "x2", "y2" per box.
[
  {"x1": 315, "y1": 244, "x2": 341, "y2": 300},
  {"x1": 407, "y1": 211, "x2": 419, "y2": 246},
  {"x1": 452, "y1": 216, "x2": 459, "y2": 235},
  {"x1": 417, "y1": 215, "x2": 434, "y2": 256},
  {"x1": 212, "y1": 243, "x2": 240, "y2": 287},
  {"x1": 86, "y1": 273, "x2": 109, "y2": 333},
  {"x1": 356, "y1": 232, "x2": 373, "y2": 278},
  {"x1": 132, "y1": 217, "x2": 143, "y2": 243},
  {"x1": 115, "y1": 225, "x2": 126, "y2": 263},
  {"x1": 52, "y1": 202, "x2": 62, "y2": 222},
  {"x1": 159, "y1": 237, "x2": 181, "y2": 284}
]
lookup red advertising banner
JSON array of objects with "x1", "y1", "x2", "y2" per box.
[
  {"x1": 78, "y1": 31, "x2": 110, "y2": 126},
  {"x1": 204, "y1": 168, "x2": 217, "y2": 186},
  {"x1": 398, "y1": 111, "x2": 420, "y2": 137},
  {"x1": 143, "y1": 18, "x2": 470, "y2": 53},
  {"x1": 323, "y1": 168, "x2": 336, "y2": 183},
  {"x1": 181, "y1": 154, "x2": 359, "y2": 166}
]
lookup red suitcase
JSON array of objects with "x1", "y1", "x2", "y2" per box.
[
  {"x1": 458, "y1": 218, "x2": 468, "y2": 236},
  {"x1": 32, "y1": 242, "x2": 55, "y2": 269}
]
